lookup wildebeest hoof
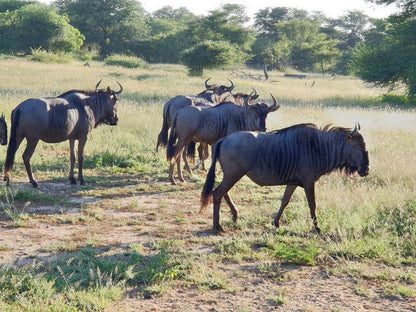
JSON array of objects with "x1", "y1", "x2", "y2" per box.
[
  {"x1": 214, "y1": 225, "x2": 225, "y2": 234},
  {"x1": 70, "y1": 178, "x2": 77, "y2": 185},
  {"x1": 314, "y1": 226, "x2": 321, "y2": 234},
  {"x1": 31, "y1": 181, "x2": 38, "y2": 188}
]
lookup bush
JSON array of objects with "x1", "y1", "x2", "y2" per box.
[
  {"x1": 379, "y1": 94, "x2": 416, "y2": 107},
  {"x1": 29, "y1": 48, "x2": 74, "y2": 63},
  {"x1": 104, "y1": 54, "x2": 147, "y2": 68}
]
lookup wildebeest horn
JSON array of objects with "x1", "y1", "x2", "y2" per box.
[
  {"x1": 349, "y1": 122, "x2": 361, "y2": 136},
  {"x1": 267, "y1": 93, "x2": 280, "y2": 111},
  {"x1": 1, "y1": 113, "x2": 4, "y2": 119},
  {"x1": 250, "y1": 88, "x2": 258, "y2": 99},
  {"x1": 95, "y1": 79, "x2": 103, "y2": 91},
  {"x1": 205, "y1": 78, "x2": 213, "y2": 90},
  {"x1": 113, "y1": 81, "x2": 123, "y2": 94},
  {"x1": 227, "y1": 79, "x2": 234, "y2": 91},
  {"x1": 270, "y1": 93, "x2": 277, "y2": 106}
]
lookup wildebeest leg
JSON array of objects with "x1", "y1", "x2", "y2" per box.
[
  {"x1": 182, "y1": 148, "x2": 192, "y2": 174},
  {"x1": 304, "y1": 183, "x2": 321, "y2": 233},
  {"x1": 170, "y1": 139, "x2": 188, "y2": 185},
  {"x1": 169, "y1": 145, "x2": 184, "y2": 185},
  {"x1": 223, "y1": 193, "x2": 238, "y2": 222},
  {"x1": 77, "y1": 136, "x2": 88, "y2": 185},
  {"x1": 22, "y1": 138, "x2": 39, "y2": 188},
  {"x1": 193, "y1": 143, "x2": 209, "y2": 171},
  {"x1": 69, "y1": 139, "x2": 77, "y2": 184},
  {"x1": 212, "y1": 176, "x2": 242, "y2": 232},
  {"x1": 274, "y1": 184, "x2": 297, "y2": 228},
  {"x1": 176, "y1": 150, "x2": 186, "y2": 183}
]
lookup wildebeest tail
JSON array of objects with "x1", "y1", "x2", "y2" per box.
[
  {"x1": 186, "y1": 141, "x2": 196, "y2": 163},
  {"x1": 4, "y1": 108, "x2": 20, "y2": 175},
  {"x1": 200, "y1": 139, "x2": 223, "y2": 212},
  {"x1": 166, "y1": 126, "x2": 177, "y2": 162},
  {"x1": 156, "y1": 102, "x2": 171, "y2": 152}
]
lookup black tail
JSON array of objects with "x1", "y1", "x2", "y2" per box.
[
  {"x1": 166, "y1": 126, "x2": 177, "y2": 162},
  {"x1": 200, "y1": 139, "x2": 223, "y2": 211},
  {"x1": 186, "y1": 141, "x2": 196, "y2": 163},
  {"x1": 4, "y1": 109, "x2": 20, "y2": 176},
  {"x1": 156, "y1": 101, "x2": 171, "y2": 152}
]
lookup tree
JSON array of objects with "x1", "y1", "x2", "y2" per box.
[
  {"x1": 274, "y1": 19, "x2": 340, "y2": 73},
  {"x1": 56, "y1": 0, "x2": 150, "y2": 56},
  {"x1": 149, "y1": 6, "x2": 196, "y2": 36},
  {"x1": 0, "y1": 3, "x2": 84, "y2": 54},
  {"x1": 352, "y1": 0, "x2": 416, "y2": 95},
  {"x1": 324, "y1": 10, "x2": 373, "y2": 74},
  {"x1": 181, "y1": 40, "x2": 244, "y2": 76}
]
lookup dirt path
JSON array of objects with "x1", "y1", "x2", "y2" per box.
[{"x1": 0, "y1": 181, "x2": 415, "y2": 312}]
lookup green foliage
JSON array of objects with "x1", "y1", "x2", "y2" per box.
[
  {"x1": 104, "y1": 54, "x2": 147, "y2": 68},
  {"x1": 57, "y1": 0, "x2": 150, "y2": 56},
  {"x1": 379, "y1": 94, "x2": 416, "y2": 107},
  {"x1": 181, "y1": 40, "x2": 247, "y2": 76},
  {"x1": 29, "y1": 48, "x2": 74, "y2": 63},
  {"x1": 352, "y1": 18, "x2": 416, "y2": 95},
  {"x1": 0, "y1": 3, "x2": 84, "y2": 54}
]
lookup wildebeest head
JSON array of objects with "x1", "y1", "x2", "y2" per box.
[
  {"x1": 231, "y1": 88, "x2": 259, "y2": 106},
  {"x1": 95, "y1": 80, "x2": 123, "y2": 126},
  {"x1": 0, "y1": 113, "x2": 7, "y2": 145},
  {"x1": 204, "y1": 78, "x2": 235, "y2": 95},
  {"x1": 343, "y1": 123, "x2": 369, "y2": 177},
  {"x1": 248, "y1": 93, "x2": 280, "y2": 131}
]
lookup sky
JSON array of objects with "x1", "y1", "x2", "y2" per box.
[
  {"x1": 140, "y1": 0, "x2": 398, "y2": 19},
  {"x1": 38, "y1": 0, "x2": 399, "y2": 20}
]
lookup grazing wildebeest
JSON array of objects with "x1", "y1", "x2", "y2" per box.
[
  {"x1": 0, "y1": 113, "x2": 7, "y2": 146},
  {"x1": 3, "y1": 80, "x2": 122, "y2": 188},
  {"x1": 201, "y1": 123, "x2": 369, "y2": 233},
  {"x1": 155, "y1": 78, "x2": 235, "y2": 152},
  {"x1": 167, "y1": 94, "x2": 280, "y2": 185}
]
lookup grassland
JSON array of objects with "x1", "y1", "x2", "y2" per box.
[{"x1": 0, "y1": 58, "x2": 415, "y2": 311}]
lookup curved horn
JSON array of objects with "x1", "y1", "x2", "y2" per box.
[
  {"x1": 227, "y1": 79, "x2": 234, "y2": 91},
  {"x1": 251, "y1": 88, "x2": 258, "y2": 99},
  {"x1": 268, "y1": 93, "x2": 280, "y2": 111},
  {"x1": 1, "y1": 113, "x2": 4, "y2": 119},
  {"x1": 95, "y1": 79, "x2": 103, "y2": 91},
  {"x1": 349, "y1": 122, "x2": 361, "y2": 136},
  {"x1": 113, "y1": 81, "x2": 123, "y2": 94},
  {"x1": 205, "y1": 78, "x2": 213, "y2": 90}
]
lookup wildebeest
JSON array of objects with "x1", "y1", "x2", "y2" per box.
[
  {"x1": 167, "y1": 94, "x2": 280, "y2": 185},
  {"x1": 188, "y1": 88, "x2": 260, "y2": 170},
  {"x1": 3, "y1": 80, "x2": 122, "y2": 188},
  {"x1": 0, "y1": 113, "x2": 7, "y2": 146},
  {"x1": 200, "y1": 123, "x2": 369, "y2": 233},
  {"x1": 155, "y1": 78, "x2": 235, "y2": 152}
]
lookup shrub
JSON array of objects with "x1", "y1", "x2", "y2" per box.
[
  {"x1": 29, "y1": 48, "x2": 74, "y2": 63},
  {"x1": 104, "y1": 54, "x2": 147, "y2": 68}
]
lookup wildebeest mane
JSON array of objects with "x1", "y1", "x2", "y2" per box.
[
  {"x1": 269, "y1": 123, "x2": 353, "y2": 135},
  {"x1": 265, "y1": 123, "x2": 358, "y2": 179}
]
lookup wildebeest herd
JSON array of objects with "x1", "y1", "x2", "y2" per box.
[{"x1": 1, "y1": 79, "x2": 370, "y2": 233}]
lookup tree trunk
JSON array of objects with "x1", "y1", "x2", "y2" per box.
[{"x1": 263, "y1": 64, "x2": 269, "y2": 80}]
